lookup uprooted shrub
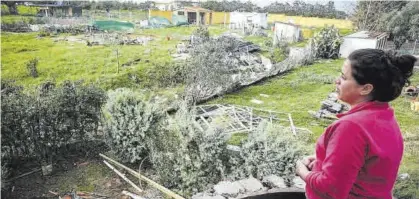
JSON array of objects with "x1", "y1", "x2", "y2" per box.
[
  {"x1": 102, "y1": 88, "x2": 165, "y2": 163},
  {"x1": 185, "y1": 36, "x2": 241, "y2": 104},
  {"x1": 228, "y1": 121, "x2": 308, "y2": 185},
  {"x1": 1, "y1": 80, "x2": 106, "y2": 165},
  {"x1": 310, "y1": 25, "x2": 342, "y2": 59},
  {"x1": 101, "y1": 90, "x2": 308, "y2": 196},
  {"x1": 148, "y1": 103, "x2": 308, "y2": 196},
  {"x1": 148, "y1": 103, "x2": 230, "y2": 196}
]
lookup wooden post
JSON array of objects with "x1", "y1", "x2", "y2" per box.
[
  {"x1": 288, "y1": 113, "x2": 297, "y2": 136},
  {"x1": 116, "y1": 49, "x2": 120, "y2": 74},
  {"x1": 100, "y1": 154, "x2": 185, "y2": 199}
]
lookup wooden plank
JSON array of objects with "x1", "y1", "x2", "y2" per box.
[
  {"x1": 103, "y1": 160, "x2": 143, "y2": 193},
  {"x1": 200, "y1": 116, "x2": 211, "y2": 128},
  {"x1": 100, "y1": 154, "x2": 185, "y2": 199}
]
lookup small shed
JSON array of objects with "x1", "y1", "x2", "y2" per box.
[
  {"x1": 34, "y1": 4, "x2": 82, "y2": 17},
  {"x1": 339, "y1": 31, "x2": 388, "y2": 58},
  {"x1": 229, "y1": 12, "x2": 268, "y2": 30},
  {"x1": 273, "y1": 22, "x2": 302, "y2": 45},
  {"x1": 174, "y1": 6, "x2": 211, "y2": 25}
]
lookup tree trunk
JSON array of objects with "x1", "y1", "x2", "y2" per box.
[{"x1": 394, "y1": 37, "x2": 405, "y2": 50}]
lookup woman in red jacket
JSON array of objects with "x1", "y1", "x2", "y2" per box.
[{"x1": 296, "y1": 49, "x2": 417, "y2": 199}]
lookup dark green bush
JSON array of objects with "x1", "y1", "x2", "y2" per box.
[
  {"x1": 102, "y1": 88, "x2": 165, "y2": 163},
  {"x1": 1, "y1": 80, "x2": 106, "y2": 164},
  {"x1": 310, "y1": 26, "x2": 342, "y2": 59}
]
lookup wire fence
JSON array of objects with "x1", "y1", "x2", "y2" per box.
[{"x1": 385, "y1": 40, "x2": 419, "y2": 55}]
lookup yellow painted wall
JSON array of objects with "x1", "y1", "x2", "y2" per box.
[
  {"x1": 302, "y1": 28, "x2": 314, "y2": 39},
  {"x1": 148, "y1": 10, "x2": 352, "y2": 28},
  {"x1": 268, "y1": 14, "x2": 353, "y2": 29},
  {"x1": 206, "y1": 12, "x2": 230, "y2": 25},
  {"x1": 149, "y1": 10, "x2": 173, "y2": 22}
]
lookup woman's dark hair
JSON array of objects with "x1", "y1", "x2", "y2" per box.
[{"x1": 348, "y1": 49, "x2": 416, "y2": 102}]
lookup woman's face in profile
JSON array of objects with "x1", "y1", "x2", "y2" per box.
[{"x1": 335, "y1": 60, "x2": 367, "y2": 105}]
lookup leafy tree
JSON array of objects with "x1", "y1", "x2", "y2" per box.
[
  {"x1": 262, "y1": 0, "x2": 346, "y2": 19},
  {"x1": 351, "y1": 1, "x2": 407, "y2": 31},
  {"x1": 1, "y1": 1, "x2": 18, "y2": 15},
  {"x1": 379, "y1": 1, "x2": 419, "y2": 49}
]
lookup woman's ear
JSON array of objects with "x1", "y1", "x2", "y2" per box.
[{"x1": 360, "y1": 84, "x2": 374, "y2": 96}]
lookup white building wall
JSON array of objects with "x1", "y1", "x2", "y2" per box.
[
  {"x1": 229, "y1": 12, "x2": 268, "y2": 29},
  {"x1": 339, "y1": 38, "x2": 377, "y2": 58},
  {"x1": 273, "y1": 23, "x2": 301, "y2": 44}
]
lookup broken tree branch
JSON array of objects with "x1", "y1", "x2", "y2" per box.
[
  {"x1": 100, "y1": 153, "x2": 185, "y2": 199},
  {"x1": 103, "y1": 160, "x2": 143, "y2": 194},
  {"x1": 5, "y1": 168, "x2": 42, "y2": 183}
]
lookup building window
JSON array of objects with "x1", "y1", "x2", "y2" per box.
[{"x1": 178, "y1": 11, "x2": 184, "y2": 15}]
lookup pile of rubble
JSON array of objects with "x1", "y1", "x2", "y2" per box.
[
  {"x1": 311, "y1": 92, "x2": 349, "y2": 119},
  {"x1": 86, "y1": 33, "x2": 153, "y2": 46},
  {"x1": 192, "y1": 176, "x2": 305, "y2": 199},
  {"x1": 172, "y1": 42, "x2": 191, "y2": 61},
  {"x1": 119, "y1": 36, "x2": 153, "y2": 45},
  {"x1": 36, "y1": 24, "x2": 86, "y2": 35}
]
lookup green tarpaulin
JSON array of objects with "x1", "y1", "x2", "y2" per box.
[
  {"x1": 93, "y1": 20, "x2": 134, "y2": 31},
  {"x1": 172, "y1": 15, "x2": 188, "y2": 26},
  {"x1": 148, "y1": 16, "x2": 172, "y2": 28}
]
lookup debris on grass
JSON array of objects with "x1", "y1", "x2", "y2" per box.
[
  {"x1": 310, "y1": 92, "x2": 348, "y2": 120},
  {"x1": 250, "y1": 99, "x2": 263, "y2": 104}
]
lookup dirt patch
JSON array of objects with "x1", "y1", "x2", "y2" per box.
[{"x1": 2, "y1": 140, "x2": 167, "y2": 199}]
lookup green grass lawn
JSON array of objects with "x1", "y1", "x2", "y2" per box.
[
  {"x1": 211, "y1": 59, "x2": 343, "y2": 138},
  {"x1": 1, "y1": 25, "x2": 228, "y2": 90}
]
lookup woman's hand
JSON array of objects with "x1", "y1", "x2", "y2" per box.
[
  {"x1": 302, "y1": 155, "x2": 316, "y2": 170},
  {"x1": 296, "y1": 160, "x2": 310, "y2": 181}
]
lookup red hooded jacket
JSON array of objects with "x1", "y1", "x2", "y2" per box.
[{"x1": 305, "y1": 101, "x2": 404, "y2": 199}]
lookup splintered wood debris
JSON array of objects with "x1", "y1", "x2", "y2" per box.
[{"x1": 195, "y1": 104, "x2": 309, "y2": 135}]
